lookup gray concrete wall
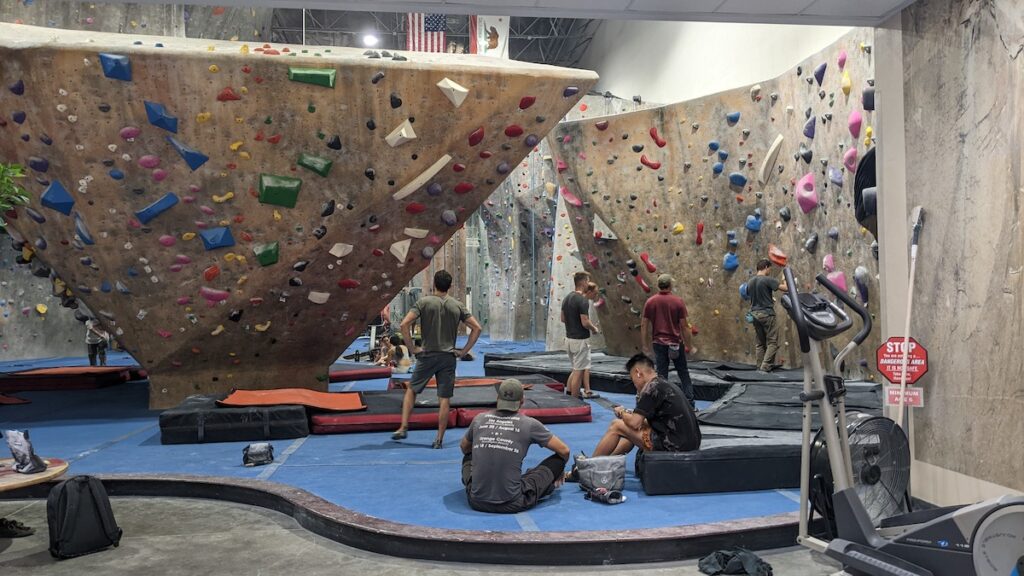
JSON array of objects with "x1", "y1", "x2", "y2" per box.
[{"x1": 900, "y1": 0, "x2": 1024, "y2": 492}]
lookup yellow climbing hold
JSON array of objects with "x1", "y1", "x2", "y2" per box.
[
  {"x1": 234, "y1": 117, "x2": 245, "y2": 124},
  {"x1": 212, "y1": 192, "x2": 234, "y2": 203},
  {"x1": 544, "y1": 182, "x2": 556, "y2": 194},
  {"x1": 185, "y1": 306, "x2": 193, "y2": 313},
  {"x1": 237, "y1": 275, "x2": 248, "y2": 285},
  {"x1": 211, "y1": 325, "x2": 225, "y2": 336},
  {"x1": 21, "y1": 246, "x2": 33, "y2": 260},
  {"x1": 240, "y1": 87, "x2": 249, "y2": 95},
  {"x1": 208, "y1": 64, "x2": 220, "y2": 73},
  {"x1": 225, "y1": 253, "x2": 237, "y2": 262},
  {"x1": 864, "y1": 126, "x2": 874, "y2": 146},
  {"x1": 207, "y1": 45, "x2": 216, "y2": 51},
  {"x1": 672, "y1": 222, "x2": 685, "y2": 235},
  {"x1": 229, "y1": 141, "x2": 244, "y2": 152},
  {"x1": 235, "y1": 256, "x2": 247, "y2": 265},
  {"x1": 239, "y1": 44, "x2": 249, "y2": 54},
  {"x1": 713, "y1": 309, "x2": 720, "y2": 316},
  {"x1": 218, "y1": 219, "x2": 230, "y2": 226},
  {"x1": 255, "y1": 321, "x2": 271, "y2": 332},
  {"x1": 238, "y1": 151, "x2": 251, "y2": 160},
  {"x1": 35, "y1": 304, "x2": 48, "y2": 314},
  {"x1": 273, "y1": 210, "x2": 282, "y2": 222},
  {"x1": 182, "y1": 232, "x2": 196, "y2": 241},
  {"x1": 196, "y1": 112, "x2": 212, "y2": 123},
  {"x1": 841, "y1": 71, "x2": 852, "y2": 96}
]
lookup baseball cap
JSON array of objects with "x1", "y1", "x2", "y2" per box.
[
  {"x1": 657, "y1": 274, "x2": 674, "y2": 289},
  {"x1": 496, "y1": 378, "x2": 524, "y2": 411}
]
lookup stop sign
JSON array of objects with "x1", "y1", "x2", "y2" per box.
[{"x1": 876, "y1": 337, "x2": 929, "y2": 384}]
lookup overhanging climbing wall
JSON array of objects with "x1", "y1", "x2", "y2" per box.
[
  {"x1": 549, "y1": 28, "x2": 879, "y2": 373},
  {"x1": 0, "y1": 23, "x2": 596, "y2": 407}
]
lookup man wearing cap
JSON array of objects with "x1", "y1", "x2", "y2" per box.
[
  {"x1": 460, "y1": 379, "x2": 571, "y2": 514},
  {"x1": 641, "y1": 274, "x2": 696, "y2": 405}
]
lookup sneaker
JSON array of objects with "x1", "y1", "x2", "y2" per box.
[
  {"x1": 431, "y1": 438, "x2": 443, "y2": 449},
  {"x1": 391, "y1": 429, "x2": 407, "y2": 440},
  {"x1": 0, "y1": 518, "x2": 35, "y2": 538}
]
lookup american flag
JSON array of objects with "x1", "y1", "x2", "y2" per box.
[{"x1": 407, "y1": 13, "x2": 446, "y2": 52}]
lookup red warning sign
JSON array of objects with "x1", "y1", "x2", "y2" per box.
[
  {"x1": 885, "y1": 386, "x2": 924, "y2": 408},
  {"x1": 876, "y1": 337, "x2": 929, "y2": 385}
]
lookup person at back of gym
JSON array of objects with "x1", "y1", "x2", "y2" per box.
[
  {"x1": 85, "y1": 318, "x2": 109, "y2": 367},
  {"x1": 561, "y1": 271, "x2": 600, "y2": 398},
  {"x1": 747, "y1": 259, "x2": 789, "y2": 372}
]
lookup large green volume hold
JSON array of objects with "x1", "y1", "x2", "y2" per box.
[
  {"x1": 258, "y1": 174, "x2": 302, "y2": 208},
  {"x1": 288, "y1": 67, "x2": 336, "y2": 88},
  {"x1": 297, "y1": 153, "x2": 333, "y2": 177}
]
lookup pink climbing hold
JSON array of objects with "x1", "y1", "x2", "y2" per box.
[
  {"x1": 200, "y1": 205, "x2": 215, "y2": 215},
  {"x1": 848, "y1": 109, "x2": 863, "y2": 139},
  {"x1": 157, "y1": 329, "x2": 173, "y2": 339},
  {"x1": 158, "y1": 234, "x2": 176, "y2": 247},
  {"x1": 585, "y1": 253, "x2": 599, "y2": 268},
  {"x1": 843, "y1": 148, "x2": 859, "y2": 172},
  {"x1": 640, "y1": 155, "x2": 661, "y2": 170},
  {"x1": 119, "y1": 126, "x2": 141, "y2": 140},
  {"x1": 635, "y1": 275, "x2": 651, "y2": 293},
  {"x1": 152, "y1": 169, "x2": 168, "y2": 182},
  {"x1": 429, "y1": 234, "x2": 443, "y2": 245},
  {"x1": 127, "y1": 218, "x2": 142, "y2": 229},
  {"x1": 696, "y1": 221, "x2": 704, "y2": 246},
  {"x1": 199, "y1": 286, "x2": 230, "y2": 303},
  {"x1": 822, "y1": 253, "x2": 835, "y2": 273},
  {"x1": 640, "y1": 252, "x2": 657, "y2": 273},
  {"x1": 216, "y1": 87, "x2": 242, "y2": 102},
  {"x1": 649, "y1": 127, "x2": 667, "y2": 148},
  {"x1": 337, "y1": 279, "x2": 360, "y2": 289},
  {"x1": 176, "y1": 297, "x2": 191, "y2": 305},
  {"x1": 174, "y1": 254, "x2": 191, "y2": 264},
  {"x1": 138, "y1": 155, "x2": 161, "y2": 169},
  {"x1": 838, "y1": 50, "x2": 848, "y2": 70},
  {"x1": 556, "y1": 159, "x2": 568, "y2": 173},
  {"x1": 826, "y1": 271, "x2": 848, "y2": 293},
  {"x1": 560, "y1": 187, "x2": 582, "y2": 207},
  {"x1": 796, "y1": 173, "x2": 818, "y2": 213}
]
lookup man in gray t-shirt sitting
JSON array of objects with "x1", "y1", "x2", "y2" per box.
[{"x1": 461, "y1": 379, "x2": 570, "y2": 514}]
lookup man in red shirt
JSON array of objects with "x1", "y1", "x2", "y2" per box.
[{"x1": 641, "y1": 274, "x2": 696, "y2": 406}]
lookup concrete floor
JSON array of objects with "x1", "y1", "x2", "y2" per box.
[{"x1": 0, "y1": 497, "x2": 843, "y2": 575}]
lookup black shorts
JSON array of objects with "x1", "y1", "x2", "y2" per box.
[{"x1": 409, "y1": 352, "x2": 457, "y2": 398}]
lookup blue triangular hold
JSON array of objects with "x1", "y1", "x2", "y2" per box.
[
  {"x1": 40, "y1": 180, "x2": 74, "y2": 215},
  {"x1": 99, "y1": 53, "x2": 132, "y2": 81},
  {"x1": 144, "y1": 101, "x2": 178, "y2": 133},
  {"x1": 199, "y1": 227, "x2": 235, "y2": 251},
  {"x1": 166, "y1": 136, "x2": 209, "y2": 171},
  {"x1": 135, "y1": 192, "x2": 179, "y2": 224}
]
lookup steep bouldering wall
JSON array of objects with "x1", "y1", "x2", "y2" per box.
[
  {"x1": 0, "y1": 23, "x2": 596, "y2": 407},
  {"x1": 901, "y1": 0, "x2": 1024, "y2": 493},
  {"x1": 549, "y1": 28, "x2": 879, "y2": 373}
]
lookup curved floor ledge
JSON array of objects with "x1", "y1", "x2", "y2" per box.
[{"x1": 1, "y1": 474, "x2": 801, "y2": 565}]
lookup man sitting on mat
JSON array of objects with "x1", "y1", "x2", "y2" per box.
[
  {"x1": 393, "y1": 270, "x2": 483, "y2": 449},
  {"x1": 577, "y1": 354, "x2": 700, "y2": 465},
  {"x1": 461, "y1": 379, "x2": 570, "y2": 513}
]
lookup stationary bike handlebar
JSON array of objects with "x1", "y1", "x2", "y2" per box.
[
  {"x1": 782, "y1": 267, "x2": 811, "y2": 353},
  {"x1": 782, "y1": 267, "x2": 873, "y2": 352},
  {"x1": 814, "y1": 273, "x2": 873, "y2": 346}
]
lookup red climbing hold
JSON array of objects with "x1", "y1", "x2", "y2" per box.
[
  {"x1": 696, "y1": 221, "x2": 705, "y2": 246},
  {"x1": 212, "y1": 6, "x2": 226, "y2": 15},
  {"x1": 640, "y1": 252, "x2": 657, "y2": 273},
  {"x1": 452, "y1": 163, "x2": 466, "y2": 173},
  {"x1": 635, "y1": 275, "x2": 651, "y2": 293},
  {"x1": 203, "y1": 265, "x2": 220, "y2": 282},
  {"x1": 585, "y1": 253, "x2": 599, "y2": 268},
  {"x1": 504, "y1": 125, "x2": 524, "y2": 137},
  {"x1": 241, "y1": 65, "x2": 251, "y2": 74},
  {"x1": 468, "y1": 126, "x2": 484, "y2": 146},
  {"x1": 406, "y1": 202, "x2": 427, "y2": 214},
  {"x1": 479, "y1": 150, "x2": 492, "y2": 159},
  {"x1": 371, "y1": 248, "x2": 384, "y2": 257},
  {"x1": 254, "y1": 130, "x2": 264, "y2": 141},
  {"x1": 560, "y1": 187, "x2": 582, "y2": 207},
  {"x1": 240, "y1": 232, "x2": 253, "y2": 242},
  {"x1": 650, "y1": 127, "x2": 667, "y2": 148},
  {"x1": 454, "y1": 182, "x2": 475, "y2": 194},
  {"x1": 594, "y1": 231, "x2": 603, "y2": 239},
  {"x1": 595, "y1": 120, "x2": 609, "y2": 131},
  {"x1": 640, "y1": 155, "x2": 661, "y2": 170},
  {"x1": 267, "y1": 134, "x2": 282, "y2": 144},
  {"x1": 556, "y1": 160, "x2": 568, "y2": 173},
  {"x1": 217, "y1": 87, "x2": 242, "y2": 102},
  {"x1": 337, "y1": 279, "x2": 360, "y2": 289},
  {"x1": 519, "y1": 96, "x2": 536, "y2": 110}
]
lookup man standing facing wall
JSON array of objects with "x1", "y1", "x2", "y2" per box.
[
  {"x1": 641, "y1": 274, "x2": 696, "y2": 406},
  {"x1": 746, "y1": 259, "x2": 788, "y2": 372},
  {"x1": 561, "y1": 271, "x2": 600, "y2": 398}
]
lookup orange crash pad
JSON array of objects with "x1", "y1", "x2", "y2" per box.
[{"x1": 218, "y1": 389, "x2": 366, "y2": 412}]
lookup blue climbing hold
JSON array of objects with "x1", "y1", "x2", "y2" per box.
[
  {"x1": 200, "y1": 227, "x2": 235, "y2": 251},
  {"x1": 708, "y1": 140, "x2": 720, "y2": 152},
  {"x1": 26, "y1": 208, "x2": 45, "y2": 223},
  {"x1": 109, "y1": 169, "x2": 125, "y2": 180},
  {"x1": 166, "y1": 136, "x2": 209, "y2": 171},
  {"x1": 127, "y1": 267, "x2": 139, "y2": 277},
  {"x1": 144, "y1": 101, "x2": 178, "y2": 133},
  {"x1": 39, "y1": 134, "x2": 53, "y2": 146},
  {"x1": 813, "y1": 62, "x2": 827, "y2": 86},
  {"x1": 99, "y1": 53, "x2": 132, "y2": 81},
  {"x1": 12, "y1": 111, "x2": 26, "y2": 124},
  {"x1": 739, "y1": 282, "x2": 750, "y2": 300},
  {"x1": 803, "y1": 117, "x2": 816, "y2": 139},
  {"x1": 100, "y1": 280, "x2": 112, "y2": 293},
  {"x1": 9, "y1": 79, "x2": 24, "y2": 95},
  {"x1": 726, "y1": 111, "x2": 741, "y2": 124},
  {"x1": 74, "y1": 212, "x2": 95, "y2": 245},
  {"x1": 727, "y1": 229, "x2": 738, "y2": 247},
  {"x1": 827, "y1": 226, "x2": 840, "y2": 239},
  {"x1": 828, "y1": 167, "x2": 844, "y2": 187},
  {"x1": 729, "y1": 172, "x2": 747, "y2": 187},
  {"x1": 712, "y1": 162, "x2": 724, "y2": 175},
  {"x1": 718, "y1": 150, "x2": 729, "y2": 161},
  {"x1": 723, "y1": 252, "x2": 739, "y2": 271},
  {"x1": 135, "y1": 192, "x2": 179, "y2": 224},
  {"x1": 41, "y1": 180, "x2": 74, "y2": 215},
  {"x1": 745, "y1": 214, "x2": 762, "y2": 232}
]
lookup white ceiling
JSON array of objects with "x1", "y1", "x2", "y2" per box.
[{"x1": 122, "y1": 0, "x2": 916, "y2": 26}]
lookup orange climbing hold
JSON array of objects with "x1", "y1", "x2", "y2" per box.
[
  {"x1": 203, "y1": 265, "x2": 220, "y2": 281},
  {"x1": 640, "y1": 155, "x2": 661, "y2": 170},
  {"x1": 768, "y1": 244, "x2": 788, "y2": 266},
  {"x1": 650, "y1": 127, "x2": 667, "y2": 148}
]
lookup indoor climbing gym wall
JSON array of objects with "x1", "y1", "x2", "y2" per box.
[
  {"x1": 0, "y1": 23, "x2": 596, "y2": 407},
  {"x1": 549, "y1": 28, "x2": 879, "y2": 373},
  {"x1": 901, "y1": 0, "x2": 1024, "y2": 493}
]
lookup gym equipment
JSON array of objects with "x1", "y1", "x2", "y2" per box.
[
  {"x1": 637, "y1": 443, "x2": 801, "y2": 495},
  {"x1": 328, "y1": 363, "x2": 392, "y2": 383},
  {"x1": 698, "y1": 381, "x2": 881, "y2": 431},
  {"x1": 218, "y1": 388, "x2": 365, "y2": 412},
  {"x1": 159, "y1": 394, "x2": 309, "y2": 444},
  {"x1": 781, "y1": 267, "x2": 1024, "y2": 576}
]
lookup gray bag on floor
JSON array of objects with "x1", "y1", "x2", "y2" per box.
[
  {"x1": 575, "y1": 454, "x2": 626, "y2": 504},
  {"x1": 242, "y1": 442, "x2": 274, "y2": 467}
]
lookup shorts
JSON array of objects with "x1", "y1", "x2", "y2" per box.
[
  {"x1": 565, "y1": 338, "x2": 592, "y2": 371},
  {"x1": 409, "y1": 352, "x2": 457, "y2": 398}
]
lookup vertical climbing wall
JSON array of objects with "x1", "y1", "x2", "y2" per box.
[
  {"x1": 549, "y1": 28, "x2": 879, "y2": 372},
  {"x1": 0, "y1": 23, "x2": 596, "y2": 407}
]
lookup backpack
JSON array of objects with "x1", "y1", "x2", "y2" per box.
[
  {"x1": 242, "y1": 442, "x2": 274, "y2": 466},
  {"x1": 574, "y1": 454, "x2": 626, "y2": 505},
  {"x1": 47, "y1": 475, "x2": 122, "y2": 559}
]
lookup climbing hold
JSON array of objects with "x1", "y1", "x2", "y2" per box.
[
  {"x1": 729, "y1": 172, "x2": 748, "y2": 188},
  {"x1": 404, "y1": 228, "x2": 428, "y2": 239},
  {"x1": 848, "y1": 109, "x2": 863, "y2": 139},
  {"x1": 298, "y1": 153, "x2": 333, "y2": 177},
  {"x1": 827, "y1": 226, "x2": 840, "y2": 240},
  {"x1": 216, "y1": 87, "x2": 241, "y2": 102},
  {"x1": 843, "y1": 148, "x2": 858, "y2": 173},
  {"x1": 405, "y1": 202, "x2": 427, "y2": 214},
  {"x1": 796, "y1": 173, "x2": 818, "y2": 213},
  {"x1": 436, "y1": 78, "x2": 469, "y2": 108},
  {"x1": 524, "y1": 134, "x2": 540, "y2": 147},
  {"x1": 712, "y1": 162, "x2": 724, "y2": 175},
  {"x1": 135, "y1": 192, "x2": 179, "y2": 224},
  {"x1": 649, "y1": 127, "x2": 667, "y2": 148},
  {"x1": 803, "y1": 116, "x2": 816, "y2": 140},
  {"x1": 828, "y1": 167, "x2": 844, "y2": 187},
  {"x1": 496, "y1": 161, "x2": 511, "y2": 175},
  {"x1": 389, "y1": 92, "x2": 403, "y2": 109},
  {"x1": 779, "y1": 206, "x2": 792, "y2": 222},
  {"x1": 768, "y1": 244, "x2": 788, "y2": 266},
  {"x1": 9, "y1": 79, "x2": 24, "y2": 95},
  {"x1": 390, "y1": 239, "x2": 412, "y2": 263},
  {"x1": 371, "y1": 71, "x2": 385, "y2": 84},
  {"x1": 841, "y1": 71, "x2": 852, "y2": 96},
  {"x1": 708, "y1": 140, "x2": 720, "y2": 152},
  {"x1": 166, "y1": 136, "x2": 209, "y2": 170},
  {"x1": 200, "y1": 287, "x2": 231, "y2": 304},
  {"x1": 727, "y1": 230, "x2": 739, "y2": 247},
  {"x1": 804, "y1": 233, "x2": 819, "y2": 254},
  {"x1": 813, "y1": 62, "x2": 827, "y2": 86},
  {"x1": 671, "y1": 222, "x2": 685, "y2": 235},
  {"x1": 560, "y1": 187, "x2": 583, "y2": 207},
  {"x1": 696, "y1": 221, "x2": 705, "y2": 245},
  {"x1": 635, "y1": 275, "x2": 651, "y2": 293},
  {"x1": 441, "y1": 210, "x2": 458, "y2": 226},
  {"x1": 454, "y1": 182, "x2": 475, "y2": 194},
  {"x1": 799, "y1": 143, "x2": 813, "y2": 164},
  {"x1": 838, "y1": 49, "x2": 848, "y2": 69},
  {"x1": 864, "y1": 126, "x2": 874, "y2": 146},
  {"x1": 468, "y1": 126, "x2": 485, "y2": 146},
  {"x1": 723, "y1": 252, "x2": 739, "y2": 271},
  {"x1": 26, "y1": 208, "x2": 46, "y2": 224},
  {"x1": 258, "y1": 174, "x2": 302, "y2": 208},
  {"x1": 199, "y1": 227, "x2": 235, "y2": 251},
  {"x1": 823, "y1": 253, "x2": 835, "y2": 272},
  {"x1": 862, "y1": 87, "x2": 875, "y2": 111},
  {"x1": 640, "y1": 155, "x2": 661, "y2": 170},
  {"x1": 718, "y1": 150, "x2": 730, "y2": 161},
  {"x1": 726, "y1": 111, "x2": 741, "y2": 124},
  {"x1": 750, "y1": 84, "x2": 762, "y2": 101},
  {"x1": 307, "y1": 291, "x2": 330, "y2": 305},
  {"x1": 158, "y1": 234, "x2": 176, "y2": 247},
  {"x1": 203, "y1": 265, "x2": 220, "y2": 282},
  {"x1": 288, "y1": 67, "x2": 336, "y2": 88},
  {"x1": 854, "y1": 266, "x2": 870, "y2": 303},
  {"x1": 563, "y1": 86, "x2": 579, "y2": 97},
  {"x1": 326, "y1": 135, "x2": 342, "y2": 150},
  {"x1": 758, "y1": 134, "x2": 785, "y2": 186},
  {"x1": 826, "y1": 271, "x2": 847, "y2": 292},
  {"x1": 41, "y1": 181, "x2": 74, "y2": 215},
  {"x1": 632, "y1": 144, "x2": 645, "y2": 153},
  {"x1": 253, "y1": 242, "x2": 279, "y2": 266},
  {"x1": 745, "y1": 214, "x2": 762, "y2": 232},
  {"x1": 99, "y1": 53, "x2": 132, "y2": 81},
  {"x1": 385, "y1": 119, "x2": 417, "y2": 147},
  {"x1": 640, "y1": 252, "x2": 657, "y2": 273},
  {"x1": 329, "y1": 243, "x2": 353, "y2": 258},
  {"x1": 255, "y1": 321, "x2": 271, "y2": 332},
  {"x1": 144, "y1": 101, "x2": 178, "y2": 133}
]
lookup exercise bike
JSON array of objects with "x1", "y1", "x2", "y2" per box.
[{"x1": 780, "y1": 267, "x2": 1024, "y2": 576}]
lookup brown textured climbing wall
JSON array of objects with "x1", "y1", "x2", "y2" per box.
[
  {"x1": 901, "y1": 0, "x2": 1024, "y2": 491},
  {"x1": 549, "y1": 28, "x2": 879, "y2": 373},
  {"x1": 0, "y1": 23, "x2": 596, "y2": 407}
]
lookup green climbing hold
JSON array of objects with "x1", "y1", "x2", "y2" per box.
[
  {"x1": 297, "y1": 153, "x2": 333, "y2": 177},
  {"x1": 288, "y1": 67, "x2": 337, "y2": 88},
  {"x1": 258, "y1": 174, "x2": 302, "y2": 208},
  {"x1": 253, "y1": 241, "x2": 280, "y2": 267}
]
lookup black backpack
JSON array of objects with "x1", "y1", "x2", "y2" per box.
[{"x1": 47, "y1": 475, "x2": 122, "y2": 559}]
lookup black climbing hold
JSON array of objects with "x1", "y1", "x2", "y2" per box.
[
  {"x1": 799, "y1": 144, "x2": 813, "y2": 164},
  {"x1": 289, "y1": 277, "x2": 303, "y2": 287},
  {"x1": 9, "y1": 79, "x2": 24, "y2": 95},
  {"x1": 804, "y1": 233, "x2": 819, "y2": 253},
  {"x1": 632, "y1": 144, "x2": 644, "y2": 153},
  {"x1": 40, "y1": 134, "x2": 53, "y2": 146},
  {"x1": 368, "y1": 215, "x2": 378, "y2": 224},
  {"x1": 779, "y1": 206, "x2": 792, "y2": 221},
  {"x1": 827, "y1": 227, "x2": 839, "y2": 239},
  {"x1": 392, "y1": 54, "x2": 407, "y2": 61},
  {"x1": 796, "y1": 66, "x2": 803, "y2": 76},
  {"x1": 387, "y1": 179, "x2": 395, "y2": 186},
  {"x1": 98, "y1": 103, "x2": 111, "y2": 113},
  {"x1": 293, "y1": 261, "x2": 309, "y2": 272},
  {"x1": 371, "y1": 71, "x2": 385, "y2": 84},
  {"x1": 327, "y1": 135, "x2": 342, "y2": 150},
  {"x1": 390, "y1": 93, "x2": 402, "y2": 109},
  {"x1": 366, "y1": 119, "x2": 376, "y2": 131},
  {"x1": 365, "y1": 50, "x2": 380, "y2": 58},
  {"x1": 229, "y1": 309, "x2": 243, "y2": 322},
  {"x1": 380, "y1": 50, "x2": 391, "y2": 58},
  {"x1": 364, "y1": 168, "x2": 375, "y2": 180},
  {"x1": 626, "y1": 259, "x2": 637, "y2": 268},
  {"x1": 313, "y1": 226, "x2": 327, "y2": 239},
  {"x1": 321, "y1": 199, "x2": 336, "y2": 217},
  {"x1": 535, "y1": 116, "x2": 546, "y2": 123}
]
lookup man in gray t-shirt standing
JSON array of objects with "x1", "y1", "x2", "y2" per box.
[
  {"x1": 394, "y1": 270, "x2": 483, "y2": 449},
  {"x1": 746, "y1": 259, "x2": 789, "y2": 372},
  {"x1": 461, "y1": 379, "x2": 570, "y2": 513},
  {"x1": 561, "y1": 271, "x2": 600, "y2": 398}
]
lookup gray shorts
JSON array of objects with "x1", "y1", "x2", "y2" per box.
[{"x1": 409, "y1": 352, "x2": 457, "y2": 398}]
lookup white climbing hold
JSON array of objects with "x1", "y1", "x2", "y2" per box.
[
  {"x1": 757, "y1": 134, "x2": 785, "y2": 186},
  {"x1": 307, "y1": 291, "x2": 330, "y2": 304},
  {"x1": 385, "y1": 119, "x2": 417, "y2": 147},
  {"x1": 404, "y1": 227, "x2": 429, "y2": 239},
  {"x1": 393, "y1": 154, "x2": 452, "y2": 200},
  {"x1": 390, "y1": 239, "x2": 412, "y2": 262},
  {"x1": 436, "y1": 77, "x2": 469, "y2": 108},
  {"x1": 329, "y1": 242, "x2": 353, "y2": 258}
]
